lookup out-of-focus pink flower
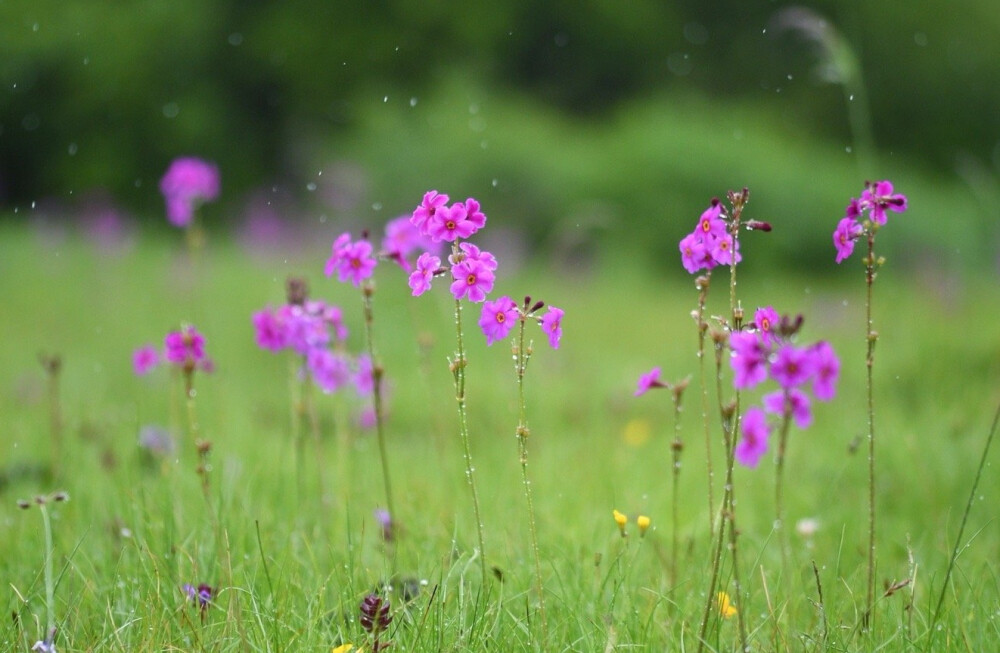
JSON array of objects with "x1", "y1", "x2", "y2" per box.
[
  {"x1": 354, "y1": 354, "x2": 375, "y2": 396},
  {"x1": 133, "y1": 345, "x2": 161, "y2": 375},
  {"x1": 833, "y1": 217, "x2": 863, "y2": 263},
  {"x1": 540, "y1": 306, "x2": 564, "y2": 349},
  {"x1": 634, "y1": 367, "x2": 665, "y2": 396},
  {"x1": 735, "y1": 407, "x2": 770, "y2": 467},
  {"x1": 411, "y1": 190, "x2": 449, "y2": 235},
  {"x1": 809, "y1": 341, "x2": 839, "y2": 401},
  {"x1": 324, "y1": 233, "x2": 376, "y2": 287},
  {"x1": 307, "y1": 348, "x2": 350, "y2": 394},
  {"x1": 252, "y1": 308, "x2": 288, "y2": 352},
  {"x1": 729, "y1": 331, "x2": 768, "y2": 390},
  {"x1": 860, "y1": 180, "x2": 907, "y2": 225},
  {"x1": 408, "y1": 252, "x2": 440, "y2": 296},
  {"x1": 770, "y1": 344, "x2": 814, "y2": 389},
  {"x1": 159, "y1": 157, "x2": 220, "y2": 227},
  {"x1": 164, "y1": 325, "x2": 206, "y2": 368},
  {"x1": 764, "y1": 388, "x2": 813, "y2": 429}
]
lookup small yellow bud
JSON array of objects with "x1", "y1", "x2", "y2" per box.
[
  {"x1": 613, "y1": 509, "x2": 627, "y2": 537},
  {"x1": 636, "y1": 515, "x2": 651, "y2": 536},
  {"x1": 717, "y1": 592, "x2": 737, "y2": 618}
]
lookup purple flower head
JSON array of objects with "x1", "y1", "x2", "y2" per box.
[
  {"x1": 860, "y1": 180, "x2": 907, "y2": 225},
  {"x1": 754, "y1": 306, "x2": 780, "y2": 345},
  {"x1": 382, "y1": 215, "x2": 440, "y2": 271},
  {"x1": 252, "y1": 308, "x2": 288, "y2": 352},
  {"x1": 374, "y1": 508, "x2": 394, "y2": 542},
  {"x1": 845, "y1": 198, "x2": 862, "y2": 220},
  {"x1": 710, "y1": 233, "x2": 741, "y2": 267},
  {"x1": 183, "y1": 583, "x2": 214, "y2": 619},
  {"x1": 311, "y1": 301, "x2": 349, "y2": 342},
  {"x1": 540, "y1": 306, "x2": 564, "y2": 349},
  {"x1": 283, "y1": 305, "x2": 330, "y2": 355},
  {"x1": 325, "y1": 233, "x2": 376, "y2": 287},
  {"x1": 307, "y1": 348, "x2": 351, "y2": 394},
  {"x1": 463, "y1": 197, "x2": 487, "y2": 230},
  {"x1": 408, "y1": 252, "x2": 441, "y2": 296},
  {"x1": 159, "y1": 157, "x2": 220, "y2": 227},
  {"x1": 634, "y1": 367, "x2": 666, "y2": 396},
  {"x1": 809, "y1": 341, "x2": 840, "y2": 401},
  {"x1": 164, "y1": 325, "x2": 207, "y2": 370},
  {"x1": 696, "y1": 201, "x2": 726, "y2": 241},
  {"x1": 479, "y1": 295, "x2": 519, "y2": 346},
  {"x1": 729, "y1": 331, "x2": 769, "y2": 390},
  {"x1": 763, "y1": 388, "x2": 813, "y2": 429},
  {"x1": 449, "y1": 259, "x2": 495, "y2": 303},
  {"x1": 139, "y1": 425, "x2": 175, "y2": 456},
  {"x1": 770, "y1": 344, "x2": 814, "y2": 389},
  {"x1": 427, "y1": 202, "x2": 480, "y2": 242},
  {"x1": 411, "y1": 190, "x2": 450, "y2": 235},
  {"x1": 679, "y1": 233, "x2": 711, "y2": 274},
  {"x1": 133, "y1": 344, "x2": 161, "y2": 375},
  {"x1": 735, "y1": 407, "x2": 770, "y2": 468},
  {"x1": 833, "y1": 217, "x2": 863, "y2": 263},
  {"x1": 450, "y1": 242, "x2": 498, "y2": 270}
]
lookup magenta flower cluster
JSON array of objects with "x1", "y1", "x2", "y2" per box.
[
  {"x1": 679, "y1": 199, "x2": 741, "y2": 274},
  {"x1": 325, "y1": 232, "x2": 377, "y2": 287},
  {"x1": 252, "y1": 300, "x2": 372, "y2": 396},
  {"x1": 478, "y1": 296, "x2": 564, "y2": 349},
  {"x1": 833, "y1": 180, "x2": 907, "y2": 263},
  {"x1": 159, "y1": 157, "x2": 220, "y2": 227},
  {"x1": 730, "y1": 307, "x2": 840, "y2": 467},
  {"x1": 133, "y1": 324, "x2": 213, "y2": 376}
]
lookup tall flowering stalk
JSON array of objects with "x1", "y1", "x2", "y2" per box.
[
  {"x1": 479, "y1": 294, "x2": 563, "y2": 647},
  {"x1": 18, "y1": 491, "x2": 69, "y2": 653},
  {"x1": 160, "y1": 156, "x2": 220, "y2": 253},
  {"x1": 407, "y1": 191, "x2": 495, "y2": 583},
  {"x1": 833, "y1": 179, "x2": 907, "y2": 627},
  {"x1": 325, "y1": 231, "x2": 396, "y2": 527}
]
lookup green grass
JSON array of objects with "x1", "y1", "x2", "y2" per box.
[{"x1": 1, "y1": 223, "x2": 998, "y2": 651}]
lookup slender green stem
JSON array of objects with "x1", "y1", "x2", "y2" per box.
[
  {"x1": 925, "y1": 399, "x2": 1000, "y2": 651},
  {"x1": 695, "y1": 274, "x2": 715, "y2": 539},
  {"x1": 864, "y1": 230, "x2": 877, "y2": 628},
  {"x1": 514, "y1": 318, "x2": 548, "y2": 648},
  {"x1": 669, "y1": 387, "x2": 684, "y2": 589},
  {"x1": 775, "y1": 396, "x2": 794, "y2": 574},
  {"x1": 452, "y1": 297, "x2": 488, "y2": 583},
  {"x1": 39, "y1": 503, "x2": 55, "y2": 637},
  {"x1": 362, "y1": 281, "x2": 396, "y2": 523}
]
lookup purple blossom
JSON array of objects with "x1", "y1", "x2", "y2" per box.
[
  {"x1": 133, "y1": 344, "x2": 160, "y2": 375},
  {"x1": 382, "y1": 215, "x2": 439, "y2": 271},
  {"x1": 309, "y1": 300, "x2": 349, "y2": 342},
  {"x1": 770, "y1": 344, "x2": 814, "y2": 389},
  {"x1": 159, "y1": 157, "x2": 220, "y2": 227},
  {"x1": 540, "y1": 306, "x2": 564, "y2": 349},
  {"x1": 426, "y1": 202, "x2": 480, "y2": 242},
  {"x1": 450, "y1": 242, "x2": 498, "y2": 270},
  {"x1": 678, "y1": 199, "x2": 741, "y2": 274},
  {"x1": 763, "y1": 388, "x2": 813, "y2": 429},
  {"x1": 282, "y1": 305, "x2": 329, "y2": 355},
  {"x1": 374, "y1": 508, "x2": 394, "y2": 542},
  {"x1": 411, "y1": 190, "x2": 449, "y2": 235},
  {"x1": 164, "y1": 325, "x2": 206, "y2": 368},
  {"x1": 809, "y1": 341, "x2": 840, "y2": 401},
  {"x1": 408, "y1": 252, "x2": 440, "y2": 296},
  {"x1": 709, "y1": 233, "x2": 740, "y2": 266},
  {"x1": 479, "y1": 296, "x2": 519, "y2": 346},
  {"x1": 833, "y1": 217, "x2": 863, "y2": 263},
  {"x1": 735, "y1": 407, "x2": 770, "y2": 468},
  {"x1": 696, "y1": 201, "x2": 727, "y2": 241},
  {"x1": 183, "y1": 583, "x2": 214, "y2": 618},
  {"x1": 307, "y1": 348, "x2": 351, "y2": 394},
  {"x1": 252, "y1": 308, "x2": 288, "y2": 352},
  {"x1": 860, "y1": 180, "x2": 908, "y2": 225},
  {"x1": 754, "y1": 306, "x2": 780, "y2": 345},
  {"x1": 354, "y1": 354, "x2": 375, "y2": 395},
  {"x1": 449, "y1": 259, "x2": 494, "y2": 303},
  {"x1": 463, "y1": 197, "x2": 487, "y2": 230},
  {"x1": 325, "y1": 233, "x2": 377, "y2": 287},
  {"x1": 729, "y1": 331, "x2": 769, "y2": 390},
  {"x1": 634, "y1": 367, "x2": 665, "y2": 396}
]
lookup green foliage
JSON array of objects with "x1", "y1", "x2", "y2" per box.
[{"x1": 0, "y1": 225, "x2": 997, "y2": 650}]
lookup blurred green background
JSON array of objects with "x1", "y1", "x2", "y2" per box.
[{"x1": 1, "y1": 0, "x2": 998, "y2": 270}]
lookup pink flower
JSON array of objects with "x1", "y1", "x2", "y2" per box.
[
  {"x1": 729, "y1": 331, "x2": 768, "y2": 390},
  {"x1": 763, "y1": 388, "x2": 813, "y2": 429},
  {"x1": 311, "y1": 301, "x2": 349, "y2": 342},
  {"x1": 809, "y1": 341, "x2": 839, "y2": 401},
  {"x1": 449, "y1": 259, "x2": 495, "y2": 303},
  {"x1": 307, "y1": 348, "x2": 351, "y2": 394},
  {"x1": 252, "y1": 308, "x2": 288, "y2": 352},
  {"x1": 710, "y1": 233, "x2": 740, "y2": 266},
  {"x1": 382, "y1": 215, "x2": 439, "y2": 271},
  {"x1": 463, "y1": 198, "x2": 487, "y2": 230},
  {"x1": 427, "y1": 202, "x2": 480, "y2": 242},
  {"x1": 411, "y1": 190, "x2": 449, "y2": 235},
  {"x1": 354, "y1": 354, "x2": 375, "y2": 396},
  {"x1": 833, "y1": 217, "x2": 863, "y2": 263},
  {"x1": 679, "y1": 233, "x2": 710, "y2": 274},
  {"x1": 754, "y1": 306, "x2": 780, "y2": 345},
  {"x1": 735, "y1": 407, "x2": 770, "y2": 468},
  {"x1": 324, "y1": 234, "x2": 376, "y2": 287},
  {"x1": 133, "y1": 345, "x2": 160, "y2": 375},
  {"x1": 634, "y1": 367, "x2": 665, "y2": 396},
  {"x1": 450, "y1": 242, "x2": 498, "y2": 270},
  {"x1": 159, "y1": 157, "x2": 220, "y2": 227},
  {"x1": 164, "y1": 325, "x2": 207, "y2": 368},
  {"x1": 697, "y1": 201, "x2": 726, "y2": 241},
  {"x1": 479, "y1": 296, "x2": 519, "y2": 345},
  {"x1": 770, "y1": 344, "x2": 814, "y2": 389},
  {"x1": 283, "y1": 305, "x2": 330, "y2": 355},
  {"x1": 408, "y1": 252, "x2": 441, "y2": 296},
  {"x1": 860, "y1": 180, "x2": 907, "y2": 225},
  {"x1": 540, "y1": 306, "x2": 564, "y2": 349}
]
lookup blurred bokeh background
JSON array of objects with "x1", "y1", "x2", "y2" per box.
[{"x1": 2, "y1": 0, "x2": 998, "y2": 272}]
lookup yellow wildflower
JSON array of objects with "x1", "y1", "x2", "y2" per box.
[
  {"x1": 613, "y1": 509, "x2": 627, "y2": 537},
  {"x1": 332, "y1": 644, "x2": 363, "y2": 653},
  {"x1": 717, "y1": 592, "x2": 737, "y2": 618},
  {"x1": 636, "y1": 515, "x2": 651, "y2": 537}
]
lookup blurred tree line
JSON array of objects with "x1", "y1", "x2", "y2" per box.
[{"x1": 1, "y1": 0, "x2": 997, "y2": 246}]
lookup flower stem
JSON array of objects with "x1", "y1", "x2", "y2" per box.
[
  {"x1": 864, "y1": 231, "x2": 878, "y2": 629},
  {"x1": 514, "y1": 318, "x2": 548, "y2": 648},
  {"x1": 452, "y1": 297, "x2": 488, "y2": 583},
  {"x1": 362, "y1": 281, "x2": 396, "y2": 525},
  {"x1": 39, "y1": 502, "x2": 55, "y2": 637},
  {"x1": 775, "y1": 398, "x2": 794, "y2": 574},
  {"x1": 669, "y1": 387, "x2": 684, "y2": 589},
  {"x1": 695, "y1": 274, "x2": 715, "y2": 539}
]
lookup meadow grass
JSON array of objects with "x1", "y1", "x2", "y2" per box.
[{"x1": 1, "y1": 224, "x2": 998, "y2": 651}]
